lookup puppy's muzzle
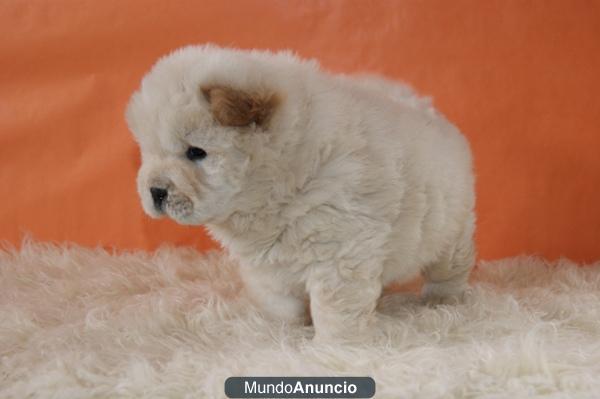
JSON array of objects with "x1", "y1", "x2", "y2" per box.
[{"x1": 150, "y1": 187, "x2": 168, "y2": 211}]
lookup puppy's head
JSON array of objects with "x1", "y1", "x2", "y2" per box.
[{"x1": 125, "y1": 45, "x2": 302, "y2": 225}]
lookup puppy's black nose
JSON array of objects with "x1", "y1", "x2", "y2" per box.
[{"x1": 150, "y1": 187, "x2": 168, "y2": 210}]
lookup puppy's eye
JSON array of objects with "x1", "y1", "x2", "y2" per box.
[{"x1": 186, "y1": 146, "x2": 207, "y2": 161}]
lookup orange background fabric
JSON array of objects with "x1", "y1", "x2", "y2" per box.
[{"x1": 1, "y1": 0, "x2": 599, "y2": 262}]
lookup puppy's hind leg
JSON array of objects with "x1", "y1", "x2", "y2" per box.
[
  {"x1": 421, "y1": 225, "x2": 475, "y2": 306},
  {"x1": 308, "y1": 269, "x2": 383, "y2": 343}
]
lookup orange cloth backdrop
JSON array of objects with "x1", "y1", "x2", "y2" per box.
[{"x1": 1, "y1": 0, "x2": 599, "y2": 262}]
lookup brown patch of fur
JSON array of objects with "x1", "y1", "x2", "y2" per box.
[{"x1": 201, "y1": 86, "x2": 279, "y2": 128}]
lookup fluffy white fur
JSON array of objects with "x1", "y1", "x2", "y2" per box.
[
  {"x1": 2, "y1": 243, "x2": 600, "y2": 398},
  {"x1": 125, "y1": 45, "x2": 476, "y2": 342}
]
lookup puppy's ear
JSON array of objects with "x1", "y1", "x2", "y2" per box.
[{"x1": 201, "y1": 86, "x2": 279, "y2": 128}]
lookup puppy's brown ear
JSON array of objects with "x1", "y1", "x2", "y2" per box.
[{"x1": 201, "y1": 86, "x2": 279, "y2": 128}]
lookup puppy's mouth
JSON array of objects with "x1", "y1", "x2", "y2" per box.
[
  {"x1": 151, "y1": 190, "x2": 194, "y2": 221},
  {"x1": 164, "y1": 194, "x2": 194, "y2": 220}
]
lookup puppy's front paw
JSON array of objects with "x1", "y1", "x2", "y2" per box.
[{"x1": 421, "y1": 282, "x2": 470, "y2": 306}]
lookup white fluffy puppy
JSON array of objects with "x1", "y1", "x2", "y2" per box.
[{"x1": 126, "y1": 45, "x2": 476, "y2": 342}]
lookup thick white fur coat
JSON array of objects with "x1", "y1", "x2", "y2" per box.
[{"x1": 126, "y1": 45, "x2": 476, "y2": 341}]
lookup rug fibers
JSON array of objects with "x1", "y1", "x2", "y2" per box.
[{"x1": 1, "y1": 242, "x2": 600, "y2": 398}]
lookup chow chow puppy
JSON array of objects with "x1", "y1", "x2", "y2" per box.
[{"x1": 126, "y1": 45, "x2": 476, "y2": 342}]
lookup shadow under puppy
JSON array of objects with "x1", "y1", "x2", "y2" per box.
[{"x1": 126, "y1": 45, "x2": 476, "y2": 343}]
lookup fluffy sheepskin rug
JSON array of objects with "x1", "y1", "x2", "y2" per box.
[{"x1": 2, "y1": 242, "x2": 600, "y2": 398}]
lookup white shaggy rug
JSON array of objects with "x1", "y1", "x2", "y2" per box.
[{"x1": 2, "y1": 242, "x2": 600, "y2": 399}]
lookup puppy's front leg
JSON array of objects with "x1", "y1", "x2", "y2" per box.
[{"x1": 241, "y1": 265, "x2": 306, "y2": 324}]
